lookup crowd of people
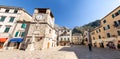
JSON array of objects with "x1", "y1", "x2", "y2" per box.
[{"x1": 106, "y1": 42, "x2": 116, "y2": 49}]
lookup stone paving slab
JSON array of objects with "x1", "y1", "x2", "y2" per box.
[
  {"x1": 0, "y1": 46, "x2": 75, "y2": 59},
  {"x1": 0, "y1": 46, "x2": 120, "y2": 59}
]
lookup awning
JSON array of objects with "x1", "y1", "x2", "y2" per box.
[
  {"x1": 0, "y1": 38, "x2": 7, "y2": 42},
  {"x1": 9, "y1": 38, "x2": 23, "y2": 42}
]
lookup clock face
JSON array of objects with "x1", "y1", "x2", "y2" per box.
[{"x1": 36, "y1": 15, "x2": 43, "y2": 20}]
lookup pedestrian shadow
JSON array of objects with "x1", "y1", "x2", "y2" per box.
[{"x1": 58, "y1": 45, "x2": 93, "y2": 59}]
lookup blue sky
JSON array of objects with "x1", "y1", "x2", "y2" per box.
[{"x1": 0, "y1": 0, "x2": 120, "y2": 28}]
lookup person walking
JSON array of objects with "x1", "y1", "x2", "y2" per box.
[{"x1": 88, "y1": 43, "x2": 92, "y2": 51}]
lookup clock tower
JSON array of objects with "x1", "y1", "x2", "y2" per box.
[
  {"x1": 33, "y1": 8, "x2": 54, "y2": 28},
  {"x1": 26, "y1": 8, "x2": 56, "y2": 50}
]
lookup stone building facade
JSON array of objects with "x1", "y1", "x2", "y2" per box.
[
  {"x1": 58, "y1": 27, "x2": 72, "y2": 46},
  {"x1": 72, "y1": 33, "x2": 83, "y2": 45},
  {"x1": 0, "y1": 5, "x2": 32, "y2": 49},
  {"x1": 25, "y1": 8, "x2": 57, "y2": 50},
  {"x1": 90, "y1": 6, "x2": 120, "y2": 49},
  {"x1": 83, "y1": 31, "x2": 89, "y2": 45}
]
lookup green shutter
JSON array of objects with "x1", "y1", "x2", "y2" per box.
[
  {"x1": 9, "y1": 17, "x2": 15, "y2": 22},
  {"x1": 21, "y1": 32, "x2": 25, "y2": 37},
  {"x1": 112, "y1": 14, "x2": 115, "y2": 18},
  {"x1": 15, "y1": 32, "x2": 19, "y2": 37},
  {"x1": 0, "y1": 16, "x2": 6, "y2": 22},
  {"x1": 118, "y1": 10, "x2": 120, "y2": 14},
  {"x1": 4, "y1": 27, "x2": 10, "y2": 33},
  {"x1": 21, "y1": 23, "x2": 27, "y2": 28}
]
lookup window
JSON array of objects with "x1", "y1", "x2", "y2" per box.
[
  {"x1": 103, "y1": 20, "x2": 106, "y2": 23},
  {"x1": 9, "y1": 17, "x2": 15, "y2": 22},
  {"x1": 21, "y1": 32, "x2": 25, "y2": 37},
  {"x1": 21, "y1": 23, "x2": 27, "y2": 28},
  {"x1": 118, "y1": 20, "x2": 120, "y2": 24},
  {"x1": 5, "y1": 9, "x2": 9, "y2": 13},
  {"x1": 114, "y1": 20, "x2": 120, "y2": 27},
  {"x1": 107, "y1": 25, "x2": 110, "y2": 29},
  {"x1": 4, "y1": 27, "x2": 10, "y2": 33},
  {"x1": 99, "y1": 29, "x2": 101, "y2": 32},
  {"x1": 103, "y1": 25, "x2": 110, "y2": 30},
  {"x1": 112, "y1": 10, "x2": 120, "y2": 18},
  {"x1": 118, "y1": 10, "x2": 120, "y2": 14},
  {"x1": 18, "y1": 32, "x2": 22, "y2": 37},
  {"x1": 38, "y1": 9, "x2": 46, "y2": 13},
  {"x1": 115, "y1": 12, "x2": 119, "y2": 16},
  {"x1": 96, "y1": 29, "x2": 101, "y2": 33},
  {"x1": 117, "y1": 20, "x2": 120, "y2": 25},
  {"x1": 103, "y1": 27, "x2": 105, "y2": 30},
  {"x1": 112, "y1": 14, "x2": 115, "y2": 18},
  {"x1": 68, "y1": 38, "x2": 69, "y2": 41},
  {"x1": 0, "y1": 16, "x2": 6, "y2": 22},
  {"x1": 14, "y1": 9, "x2": 18, "y2": 13},
  {"x1": 15, "y1": 31, "x2": 25, "y2": 37},
  {"x1": 114, "y1": 21, "x2": 118, "y2": 27},
  {"x1": 117, "y1": 31, "x2": 120, "y2": 36},
  {"x1": 107, "y1": 33, "x2": 111, "y2": 38},
  {"x1": 98, "y1": 35, "x2": 101, "y2": 39},
  {"x1": 15, "y1": 32, "x2": 19, "y2": 37},
  {"x1": 64, "y1": 38, "x2": 66, "y2": 41}
]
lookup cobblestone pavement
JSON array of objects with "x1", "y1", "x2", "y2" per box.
[
  {"x1": 59, "y1": 45, "x2": 120, "y2": 59},
  {"x1": 0, "y1": 45, "x2": 120, "y2": 59}
]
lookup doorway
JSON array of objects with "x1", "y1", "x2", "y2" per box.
[{"x1": 47, "y1": 42, "x2": 50, "y2": 48}]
